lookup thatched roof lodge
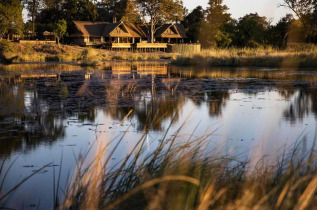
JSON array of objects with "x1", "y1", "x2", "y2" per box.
[{"x1": 70, "y1": 21, "x2": 187, "y2": 48}]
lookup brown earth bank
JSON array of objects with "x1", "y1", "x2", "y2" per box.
[{"x1": 0, "y1": 40, "x2": 177, "y2": 66}]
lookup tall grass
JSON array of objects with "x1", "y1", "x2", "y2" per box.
[
  {"x1": 1, "y1": 110, "x2": 317, "y2": 209},
  {"x1": 0, "y1": 41, "x2": 177, "y2": 65},
  {"x1": 55, "y1": 111, "x2": 317, "y2": 210},
  {"x1": 173, "y1": 44, "x2": 317, "y2": 68}
]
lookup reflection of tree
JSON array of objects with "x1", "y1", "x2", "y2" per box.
[
  {"x1": 283, "y1": 89, "x2": 317, "y2": 123},
  {"x1": 0, "y1": 78, "x2": 66, "y2": 157},
  {"x1": 1, "y1": 64, "x2": 316, "y2": 158},
  {"x1": 207, "y1": 91, "x2": 230, "y2": 116},
  {"x1": 103, "y1": 74, "x2": 185, "y2": 131}
]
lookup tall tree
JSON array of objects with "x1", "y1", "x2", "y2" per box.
[
  {"x1": 120, "y1": 0, "x2": 141, "y2": 22},
  {"x1": 0, "y1": 0, "x2": 24, "y2": 39},
  {"x1": 200, "y1": 0, "x2": 232, "y2": 47},
  {"x1": 182, "y1": 6, "x2": 205, "y2": 43},
  {"x1": 23, "y1": 0, "x2": 43, "y2": 36},
  {"x1": 62, "y1": 0, "x2": 98, "y2": 22},
  {"x1": 136, "y1": 0, "x2": 184, "y2": 43},
  {"x1": 54, "y1": 19, "x2": 67, "y2": 45},
  {"x1": 267, "y1": 14, "x2": 294, "y2": 48},
  {"x1": 280, "y1": 0, "x2": 317, "y2": 39},
  {"x1": 234, "y1": 13, "x2": 269, "y2": 47},
  {"x1": 280, "y1": 0, "x2": 316, "y2": 21}
]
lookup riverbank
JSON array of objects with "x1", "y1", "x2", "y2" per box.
[
  {"x1": 0, "y1": 41, "x2": 177, "y2": 65},
  {"x1": 172, "y1": 45, "x2": 317, "y2": 68},
  {"x1": 2, "y1": 41, "x2": 317, "y2": 69}
]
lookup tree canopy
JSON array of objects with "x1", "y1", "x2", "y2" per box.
[
  {"x1": 136, "y1": 0, "x2": 184, "y2": 43},
  {"x1": 0, "y1": 0, "x2": 23, "y2": 39},
  {"x1": 54, "y1": 19, "x2": 67, "y2": 45},
  {"x1": 2, "y1": 0, "x2": 317, "y2": 48}
]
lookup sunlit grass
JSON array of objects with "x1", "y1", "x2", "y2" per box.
[
  {"x1": 56, "y1": 111, "x2": 317, "y2": 210},
  {"x1": 0, "y1": 42, "x2": 177, "y2": 65},
  {"x1": 1, "y1": 108, "x2": 317, "y2": 209},
  {"x1": 174, "y1": 44, "x2": 317, "y2": 68}
]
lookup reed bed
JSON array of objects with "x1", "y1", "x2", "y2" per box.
[
  {"x1": 173, "y1": 45, "x2": 317, "y2": 68},
  {"x1": 1, "y1": 111, "x2": 317, "y2": 209},
  {"x1": 57, "y1": 112, "x2": 317, "y2": 210}
]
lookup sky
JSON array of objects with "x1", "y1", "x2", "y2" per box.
[{"x1": 184, "y1": 0, "x2": 294, "y2": 24}]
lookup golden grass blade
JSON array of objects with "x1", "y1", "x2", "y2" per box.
[
  {"x1": 294, "y1": 176, "x2": 317, "y2": 210},
  {"x1": 105, "y1": 175, "x2": 200, "y2": 209}
]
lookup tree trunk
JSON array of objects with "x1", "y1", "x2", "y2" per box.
[
  {"x1": 150, "y1": 18, "x2": 154, "y2": 43},
  {"x1": 32, "y1": 0, "x2": 35, "y2": 39}
]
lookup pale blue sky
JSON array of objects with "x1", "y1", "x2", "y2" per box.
[{"x1": 184, "y1": 0, "x2": 294, "y2": 24}]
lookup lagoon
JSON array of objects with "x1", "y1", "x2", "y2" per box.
[{"x1": 0, "y1": 63, "x2": 316, "y2": 209}]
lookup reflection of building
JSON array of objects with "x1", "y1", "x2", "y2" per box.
[{"x1": 70, "y1": 21, "x2": 187, "y2": 49}]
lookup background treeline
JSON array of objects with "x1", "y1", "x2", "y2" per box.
[
  {"x1": 183, "y1": 0, "x2": 317, "y2": 48},
  {"x1": 1, "y1": 0, "x2": 317, "y2": 48}
]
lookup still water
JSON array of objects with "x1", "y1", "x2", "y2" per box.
[{"x1": 0, "y1": 62, "x2": 316, "y2": 209}]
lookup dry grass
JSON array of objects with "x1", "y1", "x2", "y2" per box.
[
  {"x1": 173, "y1": 44, "x2": 317, "y2": 68},
  {"x1": 56, "y1": 111, "x2": 317, "y2": 210},
  {"x1": 0, "y1": 41, "x2": 177, "y2": 65},
  {"x1": 1, "y1": 109, "x2": 317, "y2": 209}
]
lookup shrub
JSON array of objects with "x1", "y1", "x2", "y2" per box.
[{"x1": 0, "y1": 40, "x2": 17, "y2": 53}]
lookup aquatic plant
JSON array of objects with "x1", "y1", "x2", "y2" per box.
[
  {"x1": 56, "y1": 111, "x2": 317, "y2": 210},
  {"x1": 173, "y1": 46, "x2": 317, "y2": 68}
]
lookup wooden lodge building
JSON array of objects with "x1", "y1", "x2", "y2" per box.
[{"x1": 70, "y1": 21, "x2": 187, "y2": 50}]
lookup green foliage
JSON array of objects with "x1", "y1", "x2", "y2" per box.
[
  {"x1": 97, "y1": 0, "x2": 140, "y2": 22},
  {"x1": 199, "y1": 0, "x2": 232, "y2": 48},
  {"x1": 182, "y1": 6, "x2": 205, "y2": 43},
  {"x1": 136, "y1": 0, "x2": 184, "y2": 43},
  {"x1": 54, "y1": 19, "x2": 67, "y2": 44},
  {"x1": 0, "y1": 40, "x2": 18, "y2": 53},
  {"x1": 0, "y1": 0, "x2": 23, "y2": 39},
  {"x1": 234, "y1": 13, "x2": 269, "y2": 47}
]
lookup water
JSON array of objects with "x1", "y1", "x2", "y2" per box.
[{"x1": 0, "y1": 63, "x2": 316, "y2": 209}]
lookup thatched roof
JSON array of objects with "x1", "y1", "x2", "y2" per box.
[
  {"x1": 155, "y1": 24, "x2": 187, "y2": 38},
  {"x1": 71, "y1": 21, "x2": 108, "y2": 37},
  {"x1": 70, "y1": 21, "x2": 187, "y2": 39}
]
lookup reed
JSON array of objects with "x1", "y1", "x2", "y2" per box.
[
  {"x1": 1, "y1": 110, "x2": 317, "y2": 209},
  {"x1": 173, "y1": 45, "x2": 317, "y2": 68},
  {"x1": 57, "y1": 111, "x2": 317, "y2": 210}
]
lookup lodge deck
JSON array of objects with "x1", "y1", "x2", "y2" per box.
[{"x1": 88, "y1": 43, "x2": 168, "y2": 49}]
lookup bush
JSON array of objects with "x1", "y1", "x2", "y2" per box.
[
  {"x1": 81, "y1": 48, "x2": 98, "y2": 61},
  {"x1": 45, "y1": 55, "x2": 63, "y2": 62},
  {"x1": 0, "y1": 40, "x2": 17, "y2": 53}
]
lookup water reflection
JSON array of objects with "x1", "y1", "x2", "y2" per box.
[
  {"x1": 0, "y1": 64, "x2": 317, "y2": 157},
  {"x1": 0, "y1": 63, "x2": 317, "y2": 208}
]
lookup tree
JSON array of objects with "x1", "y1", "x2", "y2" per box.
[
  {"x1": 182, "y1": 6, "x2": 205, "y2": 43},
  {"x1": 200, "y1": 0, "x2": 232, "y2": 47},
  {"x1": 97, "y1": 0, "x2": 140, "y2": 22},
  {"x1": 54, "y1": 19, "x2": 67, "y2": 45},
  {"x1": 280, "y1": 0, "x2": 317, "y2": 40},
  {"x1": 280, "y1": 0, "x2": 316, "y2": 21},
  {"x1": 0, "y1": 0, "x2": 24, "y2": 39},
  {"x1": 267, "y1": 14, "x2": 294, "y2": 48},
  {"x1": 23, "y1": 0, "x2": 43, "y2": 37},
  {"x1": 61, "y1": 0, "x2": 98, "y2": 23},
  {"x1": 136, "y1": 0, "x2": 184, "y2": 43},
  {"x1": 182, "y1": 6, "x2": 205, "y2": 28},
  {"x1": 234, "y1": 13, "x2": 269, "y2": 47},
  {"x1": 120, "y1": 0, "x2": 141, "y2": 22}
]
